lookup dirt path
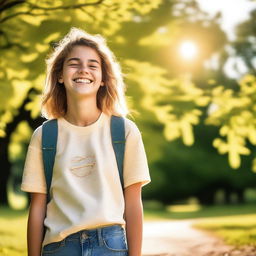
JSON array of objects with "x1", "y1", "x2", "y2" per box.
[{"x1": 142, "y1": 220, "x2": 246, "y2": 256}]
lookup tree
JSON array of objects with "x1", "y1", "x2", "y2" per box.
[
  {"x1": 2, "y1": 0, "x2": 254, "y2": 207},
  {"x1": 135, "y1": 3, "x2": 256, "y2": 173},
  {"x1": 117, "y1": 1, "x2": 256, "y2": 204},
  {"x1": 232, "y1": 9, "x2": 256, "y2": 75}
]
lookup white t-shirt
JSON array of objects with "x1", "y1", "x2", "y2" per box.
[{"x1": 21, "y1": 112, "x2": 151, "y2": 247}]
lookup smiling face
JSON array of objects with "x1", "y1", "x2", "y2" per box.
[{"x1": 59, "y1": 45, "x2": 104, "y2": 98}]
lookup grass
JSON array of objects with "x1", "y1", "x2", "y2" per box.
[
  {"x1": 144, "y1": 201, "x2": 256, "y2": 220},
  {"x1": 0, "y1": 207, "x2": 28, "y2": 256},
  {"x1": 193, "y1": 215, "x2": 256, "y2": 247}
]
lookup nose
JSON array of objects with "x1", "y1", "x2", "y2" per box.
[{"x1": 78, "y1": 64, "x2": 89, "y2": 74}]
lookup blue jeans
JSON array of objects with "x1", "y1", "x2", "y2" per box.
[{"x1": 42, "y1": 225, "x2": 128, "y2": 256}]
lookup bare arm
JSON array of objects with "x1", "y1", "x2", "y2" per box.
[
  {"x1": 124, "y1": 182, "x2": 143, "y2": 256},
  {"x1": 27, "y1": 193, "x2": 47, "y2": 256}
]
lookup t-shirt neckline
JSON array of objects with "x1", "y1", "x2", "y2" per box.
[{"x1": 59, "y1": 112, "x2": 105, "y2": 133}]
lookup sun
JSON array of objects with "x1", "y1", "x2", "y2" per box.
[{"x1": 179, "y1": 41, "x2": 198, "y2": 60}]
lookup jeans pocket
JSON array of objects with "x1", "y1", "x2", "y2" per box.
[
  {"x1": 42, "y1": 240, "x2": 65, "y2": 254},
  {"x1": 102, "y1": 230, "x2": 128, "y2": 252}
]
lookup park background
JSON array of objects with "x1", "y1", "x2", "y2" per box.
[{"x1": 1, "y1": 0, "x2": 256, "y2": 255}]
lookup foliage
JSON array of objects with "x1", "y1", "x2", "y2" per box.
[
  {"x1": 232, "y1": 9, "x2": 256, "y2": 74},
  {"x1": 206, "y1": 75, "x2": 256, "y2": 170},
  {"x1": 0, "y1": 0, "x2": 162, "y2": 136},
  {"x1": 143, "y1": 74, "x2": 210, "y2": 146},
  {"x1": 139, "y1": 61, "x2": 256, "y2": 170},
  {"x1": 125, "y1": 1, "x2": 256, "y2": 171},
  {"x1": 143, "y1": 130, "x2": 256, "y2": 205}
]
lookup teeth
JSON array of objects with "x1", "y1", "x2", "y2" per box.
[{"x1": 74, "y1": 78, "x2": 91, "y2": 84}]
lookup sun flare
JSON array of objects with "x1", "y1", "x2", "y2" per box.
[{"x1": 179, "y1": 41, "x2": 198, "y2": 60}]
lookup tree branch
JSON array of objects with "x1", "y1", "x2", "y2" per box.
[
  {"x1": 0, "y1": 11, "x2": 46, "y2": 23},
  {"x1": 0, "y1": 29, "x2": 27, "y2": 50},
  {"x1": 0, "y1": 0, "x2": 25, "y2": 13},
  {"x1": 80, "y1": 6, "x2": 96, "y2": 21},
  {"x1": 0, "y1": 0, "x2": 105, "y2": 23},
  {"x1": 27, "y1": 0, "x2": 104, "y2": 11}
]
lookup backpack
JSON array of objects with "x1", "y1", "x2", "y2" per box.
[{"x1": 42, "y1": 115, "x2": 125, "y2": 204}]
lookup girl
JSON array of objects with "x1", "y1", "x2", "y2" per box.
[{"x1": 21, "y1": 27, "x2": 151, "y2": 256}]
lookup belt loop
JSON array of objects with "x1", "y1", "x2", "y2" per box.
[{"x1": 97, "y1": 228, "x2": 104, "y2": 246}]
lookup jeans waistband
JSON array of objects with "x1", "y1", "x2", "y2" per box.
[{"x1": 66, "y1": 224, "x2": 124, "y2": 240}]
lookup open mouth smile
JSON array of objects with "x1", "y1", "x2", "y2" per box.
[{"x1": 73, "y1": 78, "x2": 93, "y2": 84}]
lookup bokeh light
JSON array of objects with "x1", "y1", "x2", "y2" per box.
[{"x1": 179, "y1": 40, "x2": 198, "y2": 60}]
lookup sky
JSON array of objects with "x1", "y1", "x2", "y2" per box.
[
  {"x1": 196, "y1": 0, "x2": 256, "y2": 40},
  {"x1": 196, "y1": 0, "x2": 256, "y2": 78}
]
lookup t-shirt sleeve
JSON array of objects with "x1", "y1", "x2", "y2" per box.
[
  {"x1": 123, "y1": 118, "x2": 151, "y2": 188},
  {"x1": 20, "y1": 125, "x2": 47, "y2": 194}
]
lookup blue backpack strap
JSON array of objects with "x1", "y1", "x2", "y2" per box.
[
  {"x1": 42, "y1": 119, "x2": 58, "y2": 204},
  {"x1": 111, "y1": 115, "x2": 126, "y2": 190}
]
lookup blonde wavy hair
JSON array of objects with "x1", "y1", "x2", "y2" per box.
[{"x1": 41, "y1": 27, "x2": 129, "y2": 119}]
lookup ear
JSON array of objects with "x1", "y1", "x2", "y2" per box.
[
  {"x1": 58, "y1": 76, "x2": 64, "y2": 84},
  {"x1": 100, "y1": 81, "x2": 104, "y2": 86}
]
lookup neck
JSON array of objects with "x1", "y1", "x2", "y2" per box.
[{"x1": 64, "y1": 95, "x2": 102, "y2": 127}]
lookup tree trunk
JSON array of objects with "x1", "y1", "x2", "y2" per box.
[
  {"x1": 197, "y1": 189, "x2": 215, "y2": 205},
  {"x1": 237, "y1": 189, "x2": 245, "y2": 204},
  {"x1": 0, "y1": 137, "x2": 10, "y2": 205},
  {"x1": 0, "y1": 88, "x2": 45, "y2": 206},
  {"x1": 224, "y1": 188, "x2": 232, "y2": 204}
]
